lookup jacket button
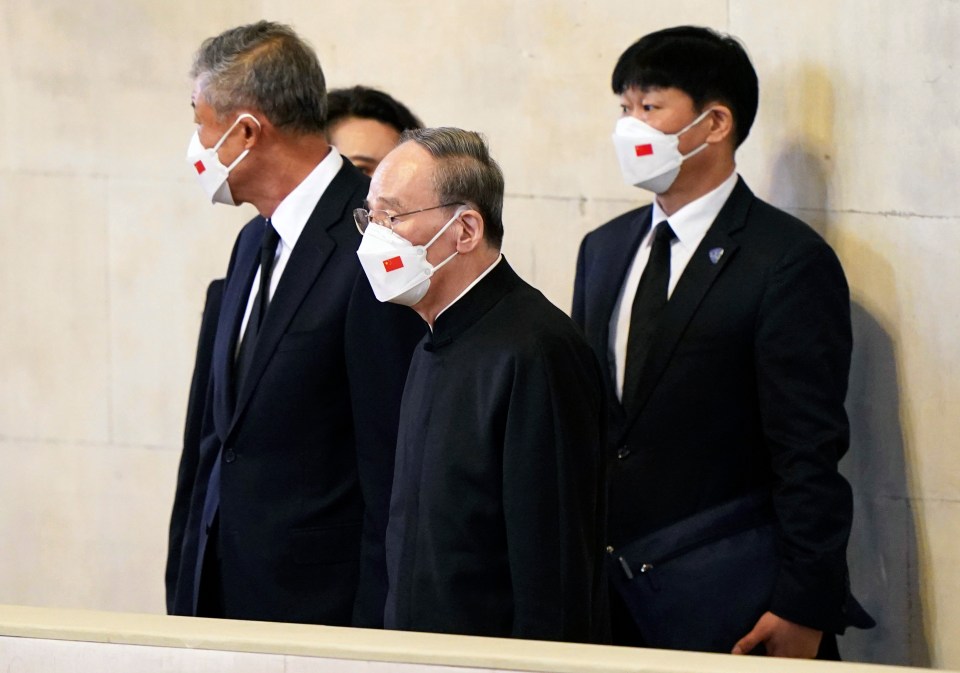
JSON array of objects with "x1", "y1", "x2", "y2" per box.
[
  {"x1": 223, "y1": 448, "x2": 236, "y2": 463},
  {"x1": 617, "y1": 447, "x2": 631, "y2": 460}
]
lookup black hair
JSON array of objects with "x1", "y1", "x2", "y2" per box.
[
  {"x1": 325, "y1": 86, "x2": 423, "y2": 134},
  {"x1": 612, "y1": 26, "x2": 759, "y2": 147}
]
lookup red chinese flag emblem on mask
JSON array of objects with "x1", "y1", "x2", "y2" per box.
[
  {"x1": 194, "y1": 160, "x2": 206, "y2": 175},
  {"x1": 383, "y1": 256, "x2": 404, "y2": 272},
  {"x1": 634, "y1": 144, "x2": 654, "y2": 157}
]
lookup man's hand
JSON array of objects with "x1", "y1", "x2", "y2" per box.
[{"x1": 732, "y1": 611, "x2": 822, "y2": 658}]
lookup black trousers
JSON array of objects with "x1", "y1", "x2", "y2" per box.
[{"x1": 196, "y1": 516, "x2": 225, "y2": 618}]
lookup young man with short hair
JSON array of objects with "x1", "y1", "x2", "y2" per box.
[{"x1": 573, "y1": 25, "x2": 872, "y2": 658}]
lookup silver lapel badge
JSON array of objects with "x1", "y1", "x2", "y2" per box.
[{"x1": 709, "y1": 247, "x2": 724, "y2": 265}]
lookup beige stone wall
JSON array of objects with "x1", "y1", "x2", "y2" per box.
[{"x1": 0, "y1": 0, "x2": 956, "y2": 667}]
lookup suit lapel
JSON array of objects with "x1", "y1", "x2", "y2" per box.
[
  {"x1": 228, "y1": 164, "x2": 362, "y2": 434},
  {"x1": 592, "y1": 208, "x2": 651, "y2": 397},
  {"x1": 212, "y1": 231, "x2": 260, "y2": 441},
  {"x1": 620, "y1": 178, "x2": 754, "y2": 441}
]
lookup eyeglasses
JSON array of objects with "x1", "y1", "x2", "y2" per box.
[{"x1": 354, "y1": 202, "x2": 463, "y2": 234}]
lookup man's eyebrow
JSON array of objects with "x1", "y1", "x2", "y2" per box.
[{"x1": 380, "y1": 196, "x2": 404, "y2": 210}]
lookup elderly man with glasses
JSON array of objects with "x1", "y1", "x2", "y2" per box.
[{"x1": 354, "y1": 127, "x2": 608, "y2": 643}]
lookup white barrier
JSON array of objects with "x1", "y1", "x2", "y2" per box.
[{"x1": 0, "y1": 604, "x2": 944, "y2": 673}]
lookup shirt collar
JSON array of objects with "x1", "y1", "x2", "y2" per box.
[
  {"x1": 650, "y1": 170, "x2": 738, "y2": 248},
  {"x1": 432, "y1": 254, "x2": 503, "y2": 329},
  {"x1": 269, "y1": 146, "x2": 344, "y2": 249}
]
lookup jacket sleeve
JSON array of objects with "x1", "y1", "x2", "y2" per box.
[
  {"x1": 165, "y1": 278, "x2": 224, "y2": 612},
  {"x1": 501, "y1": 335, "x2": 608, "y2": 643},
  {"x1": 754, "y1": 238, "x2": 855, "y2": 633}
]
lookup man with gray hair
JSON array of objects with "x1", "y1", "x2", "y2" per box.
[
  {"x1": 167, "y1": 20, "x2": 423, "y2": 626},
  {"x1": 355, "y1": 128, "x2": 608, "y2": 641}
]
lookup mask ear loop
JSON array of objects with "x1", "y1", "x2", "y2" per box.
[
  {"x1": 421, "y1": 206, "x2": 468, "y2": 277},
  {"x1": 677, "y1": 108, "x2": 714, "y2": 162},
  {"x1": 680, "y1": 141, "x2": 710, "y2": 162},
  {"x1": 212, "y1": 113, "x2": 262, "y2": 170},
  {"x1": 677, "y1": 108, "x2": 714, "y2": 136},
  {"x1": 426, "y1": 250, "x2": 458, "y2": 278},
  {"x1": 424, "y1": 206, "x2": 468, "y2": 249}
]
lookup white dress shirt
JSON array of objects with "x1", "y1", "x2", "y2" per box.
[
  {"x1": 236, "y1": 147, "x2": 344, "y2": 350},
  {"x1": 609, "y1": 171, "x2": 738, "y2": 400}
]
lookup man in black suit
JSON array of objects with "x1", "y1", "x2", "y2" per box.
[
  {"x1": 166, "y1": 21, "x2": 422, "y2": 627},
  {"x1": 356, "y1": 128, "x2": 607, "y2": 641},
  {"x1": 573, "y1": 26, "x2": 870, "y2": 657}
]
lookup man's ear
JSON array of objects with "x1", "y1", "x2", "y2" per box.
[
  {"x1": 704, "y1": 104, "x2": 735, "y2": 146},
  {"x1": 455, "y1": 209, "x2": 485, "y2": 254},
  {"x1": 239, "y1": 113, "x2": 264, "y2": 150}
]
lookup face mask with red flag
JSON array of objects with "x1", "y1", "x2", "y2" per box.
[
  {"x1": 611, "y1": 109, "x2": 712, "y2": 194},
  {"x1": 356, "y1": 207, "x2": 465, "y2": 306},
  {"x1": 185, "y1": 113, "x2": 260, "y2": 205}
]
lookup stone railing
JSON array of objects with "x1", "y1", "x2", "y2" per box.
[{"x1": 0, "y1": 604, "x2": 939, "y2": 673}]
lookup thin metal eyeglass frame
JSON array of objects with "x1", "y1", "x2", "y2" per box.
[{"x1": 354, "y1": 202, "x2": 464, "y2": 234}]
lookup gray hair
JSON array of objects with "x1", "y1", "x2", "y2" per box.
[
  {"x1": 191, "y1": 21, "x2": 326, "y2": 135},
  {"x1": 399, "y1": 127, "x2": 505, "y2": 248}
]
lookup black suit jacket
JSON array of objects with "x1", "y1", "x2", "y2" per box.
[
  {"x1": 573, "y1": 178, "x2": 857, "y2": 634},
  {"x1": 166, "y1": 277, "x2": 223, "y2": 612},
  {"x1": 166, "y1": 159, "x2": 424, "y2": 625}
]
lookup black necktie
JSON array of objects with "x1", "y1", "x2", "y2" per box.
[
  {"x1": 622, "y1": 220, "x2": 676, "y2": 411},
  {"x1": 234, "y1": 219, "x2": 280, "y2": 396}
]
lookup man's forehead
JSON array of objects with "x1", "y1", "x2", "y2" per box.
[
  {"x1": 623, "y1": 84, "x2": 693, "y2": 100},
  {"x1": 622, "y1": 84, "x2": 668, "y2": 97},
  {"x1": 391, "y1": 141, "x2": 435, "y2": 173},
  {"x1": 369, "y1": 143, "x2": 436, "y2": 207}
]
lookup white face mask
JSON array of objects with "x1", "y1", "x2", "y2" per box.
[
  {"x1": 186, "y1": 113, "x2": 261, "y2": 205},
  {"x1": 356, "y1": 207, "x2": 465, "y2": 306},
  {"x1": 611, "y1": 108, "x2": 712, "y2": 193}
]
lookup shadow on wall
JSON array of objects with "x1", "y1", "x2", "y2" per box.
[
  {"x1": 842, "y1": 301, "x2": 930, "y2": 667},
  {"x1": 768, "y1": 140, "x2": 929, "y2": 665}
]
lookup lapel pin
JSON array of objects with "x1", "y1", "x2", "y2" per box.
[{"x1": 709, "y1": 247, "x2": 724, "y2": 265}]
